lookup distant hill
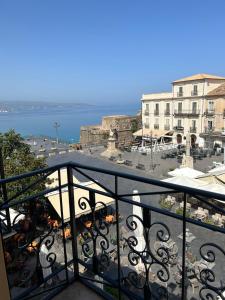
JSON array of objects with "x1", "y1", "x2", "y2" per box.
[{"x1": 0, "y1": 101, "x2": 95, "y2": 113}]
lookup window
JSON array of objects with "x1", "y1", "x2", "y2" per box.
[
  {"x1": 154, "y1": 118, "x2": 159, "y2": 129},
  {"x1": 208, "y1": 101, "x2": 214, "y2": 111},
  {"x1": 155, "y1": 103, "x2": 159, "y2": 115},
  {"x1": 166, "y1": 119, "x2": 170, "y2": 125},
  {"x1": 146, "y1": 104, "x2": 149, "y2": 111},
  {"x1": 193, "y1": 85, "x2": 198, "y2": 95},
  {"x1": 178, "y1": 102, "x2": 182, "y2": 113},
  {"x1": 192, "y1": 102, "x2": 197, "y2": 113},
  {"x1": 208, "y1": 121, "x2": 213, "y2": 130},
  {"x1": 192, "y1": 120, "x2": 196, "y2": 128},
  {"x1": 178, "y1": 119, "x2": 182, "y2": 127},
  {"x1": 165, "y1": 103, "x2": 170, "y2": 114},
  {"x1": 179, "y1": 87, "x2": 183, "y2": 96},
  {"x1": 145, "y1": 118, "x2": 149, "y2": 128}
]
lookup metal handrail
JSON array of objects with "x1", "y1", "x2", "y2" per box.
[{"x1": 1, "y1": 162, "x2": 225, "y2": 300}]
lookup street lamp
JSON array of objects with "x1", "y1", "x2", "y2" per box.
[{"x1": 53, "y1": 122, "x2": 60, "y2": 144}]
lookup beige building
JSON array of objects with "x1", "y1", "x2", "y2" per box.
[{"x1": 139, "y1": 73, "x2": 225, "y2": 145}]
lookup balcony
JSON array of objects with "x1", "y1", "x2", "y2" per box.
[
  {"x1": 174, "y1": 109, "x2": 200, "y2": 117},
  {"x1": 164, "y1": 110, "x2": 171, "y2": 116},
  {"x1": 154, "y1": 110, "x2": 159, "y2": 116},
  {"x1": 177, "y1": 92, "x2": 183, "y2": 97},
  {"x1": 144, "y1": 110, "x2": 149, "y2": 116},
  {"x1": 191, "y1": 91, "x2": 198, "y2": 96},
  {"x1": 164, "y1": 125, "x2": 170, "y2": 130},
  {"x1": 154, "y1": 124, "x2": 159, "y2": 129},
  {"x1": 173, "y1": 126, "x2": 184, "y2": 132},
  {"x1": 189, "y1": 127, "x2": 197, "y2": 133},
  {"x1": 204, "y1": 127, "x2": 215, "y2": 133},
  {"x1": 205, "y1": 109, "x2": 215, "y2": 117},
  {"x1": 1, "y1": 162, "x2": 225, "y2": 300}
]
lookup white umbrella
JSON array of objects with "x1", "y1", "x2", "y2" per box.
[
  {"x1": 39, "y1": 242, "x2": 53, "y2": 285},
  {"x1": 132, "y1": 190, "x2": 145, "y2": 272}
]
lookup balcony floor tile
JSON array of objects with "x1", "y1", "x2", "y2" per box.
[{"x1": 53, "y1": 282, "x2": 104, "y2": 300}]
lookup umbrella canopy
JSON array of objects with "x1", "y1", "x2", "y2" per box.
[
  {"x1": 132, "y1": 190, "x2": 145, "y2": 253},
  {"x1": 168, "y1": 167, "x2": 204, "y2": 178},
  {"x1": 162, "y1": 176, "x2": 207, "y2": 189}
]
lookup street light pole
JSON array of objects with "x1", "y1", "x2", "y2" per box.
[{"x1": 53, "y1": 122, "x2": 60, "y2": 144}]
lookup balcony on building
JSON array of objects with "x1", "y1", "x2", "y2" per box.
[
  {"x1": 204, "y1": 126, "x2": 215, "y2": 133},
  {"x1": 191, "y1": 90, "x2": 198, "y2": 96},
  {"x1": 154, "y1": 124, "x2": 159, "y2": 129},
  {"x1": 205, "y1": 109, "x2": 215, "y2": 117},
  {"x1": 1, "y1": 162, "x2": 225, "y2": 300},
  {"x1": 177, "y1": 91, "x2": 183, "y2": 97},
  {"x1": 144, "y1": 110, "x2": 149, "y2": 116},
  {"x1": 164, "y1": 110, "x2": 170, "y2": 116},
  {"x1": 190, "y1": 127, "x2": 197, "y2": 133},
  {"x1": 173, "y1": 125, "x2": 184, "y2": 132},
  {"x1": 154, "y1": 110, "x2": 159, "y2": 116},
  {"x1": 164, "y1": 125, "x2": 170, "y2": 130},
  {"x1": 174, "y1": 109, "x2": 200, "y2": 117}
]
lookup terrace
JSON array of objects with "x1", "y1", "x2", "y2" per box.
[{"x1": 1, "y1": 162, "x2": 225, "y2": 300}]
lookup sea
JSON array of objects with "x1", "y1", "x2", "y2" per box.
[{"x1": 0, "y1": 103, "x2": 140, "y2": 143}]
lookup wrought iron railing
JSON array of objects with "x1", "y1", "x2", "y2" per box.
[
  {"x1": 189, "y1": 127, "x2": 197, "y2": 133},
  {"x1": 164, "y1": 110, "x2": 171, "y2": 116},
  {"x1": 191, "y1": 91, "x2": 198, "y2": 96},
  {"x1": 174, "y1": 110, "x2": 200, "y2": 117},
  {"x1": 205, "y1": 109, "x2": 215, "y2": 117},
  {"x1": 1, "y1": 162, "x2": 225, "y2": 300}
]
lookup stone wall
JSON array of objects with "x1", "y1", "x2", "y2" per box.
[{"x1": 80, "y1": 114, "x2": 141, "y2": 147}]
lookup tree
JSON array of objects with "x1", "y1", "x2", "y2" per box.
[{"x1": 0, "y1": 130, "x2": 48, "y2": 204}]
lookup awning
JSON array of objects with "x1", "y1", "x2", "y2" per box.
[
  {"x1": 47, "y1": 182, "x2": 115, "y2": 222},
  {"x1": 133, "y1": 128, "x2": 172, "y2": 138}
]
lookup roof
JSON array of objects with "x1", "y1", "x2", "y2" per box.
[
  {"x1": 207, "y1": 82, "x2": 225, "y2": 97},
  {"x1": 142, "y1": 92, "x2": 172, "y2": 100},
  {"x1": 173, "y1": 73, "x2": 225, "y2": 83},
  {"x1": 168, "y1": 167, "x2": 204, "y2": 178}
]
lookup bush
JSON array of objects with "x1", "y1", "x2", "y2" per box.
[{"x1": 159, "y1": 199, "x2": 173, "y2": 210}]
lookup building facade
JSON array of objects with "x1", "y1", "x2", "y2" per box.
[{"x1": 140, "y1": 74, "x2": 225, "y2": 145}]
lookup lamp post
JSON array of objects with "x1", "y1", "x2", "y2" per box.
[{"x1": 53, "y1": 122, "x2": 60, "y2": 144}]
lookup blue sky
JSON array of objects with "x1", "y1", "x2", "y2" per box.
[{"x1": 0, "y1": 0, "x2": 225, "y2": 104}]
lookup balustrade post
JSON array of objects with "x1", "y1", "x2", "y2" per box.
[
  {"x1": 181, "y1": 193, "x2": 187, "y2": 300},
  {"x1": 0, "y1": 233, "x2": 10, "y2": 300},
  {"x1": 67, "y1": 165, "x2": 79, "y2": 280}
]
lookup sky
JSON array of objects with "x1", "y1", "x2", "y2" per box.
[{"x1": 0, "y1": 0, "x2": 225, "y2": 105}]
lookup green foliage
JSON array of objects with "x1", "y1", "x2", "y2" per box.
[
  {"x1": 0, "y1": 130, "x2": 47, "y2": 203},
  {"x1": 204, "y1": 217, "x2": 214, "y2": 225},
  {"x1": 175, "y1": 207, "x2": 190, "y2": 218},
  {"x1": 130, "y1": 119, "x2": 138, "y2": 133},
  {"x1": 159, "y1": 198, "x2": 173, "y2": 210}
]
